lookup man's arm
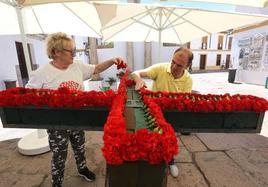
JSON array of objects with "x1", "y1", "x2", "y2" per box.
[
  {"x1": 131, "y1": 70, "x2": 150, "y2": 90},
  {"x1": 132, "y1": 64, "x2": 161, "y2": 90}
]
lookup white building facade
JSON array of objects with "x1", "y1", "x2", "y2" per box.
[{"x1": 0, "y1": 33, "x2": 232, "y2": 90}]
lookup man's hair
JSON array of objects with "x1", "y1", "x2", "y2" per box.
[{"x1": 173, "y1": 47, "x2": 193, "y2": 64}]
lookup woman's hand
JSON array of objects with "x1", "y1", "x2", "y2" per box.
[
  {"x1": 113, "y1": 57, "x2": 124, "y2": 65},
  {"x1": 113, "y1": 57, "x2": 127, "y2": 69}
]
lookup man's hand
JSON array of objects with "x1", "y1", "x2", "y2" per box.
[{"x1": 135, "y1": 79, "x2": 145, "y2": 90}]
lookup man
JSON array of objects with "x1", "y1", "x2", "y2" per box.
[
  {"x1": 132, "y1": 47, "x2": 193, "y2": 177},
  {"x1": 132, "y1": 47, "x2": 193, "y2": 92},
  {"x1": 26, "y1": 32, "x2": 125, "y2": 187}
]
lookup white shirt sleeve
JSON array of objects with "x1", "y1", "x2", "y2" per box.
[
  {"x1": 25, "y1": 69, "x2": 44, "y2": 89},
  {"x1": 77, "y1": 62, "x2": 96, "y2": 80}
]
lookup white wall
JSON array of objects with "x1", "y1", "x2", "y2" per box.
[
  {"x1": 206, "y1": 53, "x2": 215, "y2": 66},
  {"x1": 0, "y1": 33, "x2": 233, "y2": 90},
  {"x1": 0, "y1": 35, "x2": 48, "y2": 90},
  {"x1": 192, "y1": 53, "x2": 200, "y2": 68},
  {"x1": 210, "y1": 34, "x2": 218, "y2": 49},
  {"x1": 73, "y1": 36, "x2": 127, "y2": 80},
  {"x1": 138, "y1": 39, "x2": 228, "y2": 69},
  {"x1": 151, "y1": 42, "x2": 177, "y2": 64},
  {"x1": 191, "y1": 38, "x2": 202, "y2": 50},
  {"x1": 133, "y1": 42, "x2": 144, "y2": 71},
  {"x1": 73, "y1": 36, "x2": 89, "y2": 64},
  {"x1": 68, "y1": 36, "x2": 124, "y2": 80},
  {"x1": 0, "y1": 36, "x2": 19, "y2": 90},
  {"x1": 184, "y1": 34, "x2": 231, "y2": 69},
  {"x1": 98, "y1": 42, "x2": 127, "y2": 79},
  {"x1": 0, "y1": 35, "x2": 125, "y2": 90}
]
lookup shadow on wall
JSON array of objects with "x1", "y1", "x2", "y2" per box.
[
  {"x1": 3, "y1": 79, "x2": 17, "y2": 90},
  {"x1": 0, "y1": 81, "x2": 5, "y2": 91}
]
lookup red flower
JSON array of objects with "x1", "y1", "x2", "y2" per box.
[
  {"x1": 126, "y1": 79, "x2": 136, "y2": 87},
  {"x1": 102, "y1": 72, "x2": 179, "y2": 165},
  {"x1": 139, "y1": 88, "x2": 268, "y2": 113},
  {"x1": 117, "y1": 62, "x2": 127, "y2": 70},
  {"x1": 0, "y1": 87, "x2": 115, "y2": 108}
]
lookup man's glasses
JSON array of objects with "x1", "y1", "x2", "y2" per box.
[
  {"x1": 172, "y1": 59, "x2": 184, "y2": 68},
  {"x1": 63, "y1": 49, "x2": 76, "y2": 57}
]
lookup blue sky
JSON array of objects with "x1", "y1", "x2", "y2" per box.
[{"x1": 119, "y1": 0, "x2": 236, "y2": 12}]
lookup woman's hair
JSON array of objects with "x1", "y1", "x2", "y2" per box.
[
  {"x1": 173, "y1": 47, "x2": 194, "y2": 64},
  {"x1": 46, "y1": 32, "x2": 74, "y2": 59}
]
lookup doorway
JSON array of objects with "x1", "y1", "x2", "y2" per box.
[
  {"x1": 226, "y1": 54, "x2": 231, "y2": 69},
  {"x1": 200, "y1": 54, "x2": 206, "y2": 70},
  {"x1": 15, "y1": 42, "x2": 34, "y2": 86}
]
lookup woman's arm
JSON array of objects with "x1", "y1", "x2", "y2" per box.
[{"x1": 93, "y1": 57, "x2": 124, "y2": 74}]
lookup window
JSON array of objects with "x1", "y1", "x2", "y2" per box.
[
  {"x1": 218, "y1": 35, "x2": 224, "y2": 50},
  {"x1": 201, "y1": 36, "x2": 208, "y2": 49},
  {"x1": 162, "y1": 42, "x2": 190, "y2": 48},
  {"x1": 96, "y1": 38, "x2": 114, "y2": 49},
  {"x1": 216, "y1": 54, "x2": 221, "y2": 66},
  {"x1": 228, "y1": 37, "x2": 233, "y2": 50},
  {"x1": 200, "y1": 54, "x2": 206, "y2": 70},
  {"x1": 163, "y1": 43, "x2": 180, "y2": 47},
  {"x1": 184, "y1": 42, "x2": 191, "y2": 49},
  {"x1": 226, "y1": 54, "x2": 231, "y2": 69}
]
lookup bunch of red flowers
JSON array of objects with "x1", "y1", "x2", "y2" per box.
[
  {"x1": 125, "y1": 79, "x2": 136, "y2": 87},
  {"x1": 139, "y1": 88, "x2": 268, "y2": 113},
  {"x1": 0, "y1": 87, "x2": 115, "y2": 108},
  {"x1": 117, "y1": 62, "x2": 127, "y2": 70},
  {"x1": 102, "y1": 73, "x2": 178, "y2": 165}
]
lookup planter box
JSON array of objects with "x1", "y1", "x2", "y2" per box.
[
  {"x1": 163, "y1": 110, "x2": 265, "y2": 133},
  {"x1": 105, "y1": 161, "x2": 167, "y2": 187},
  {"x1": 105, "y1": 97, "x2": 167, "y2": 187},
  {"x1": 0, "y1": 106, "x2": 109, "y2": 130}
]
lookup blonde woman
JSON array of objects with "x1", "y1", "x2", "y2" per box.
[{"x1": 26, "y1": 32, "x2": 124, "y2": 187}]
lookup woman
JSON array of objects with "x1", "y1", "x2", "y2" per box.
[{"x1": 26, "y1": 32, "x2": 125, "y2": 187}]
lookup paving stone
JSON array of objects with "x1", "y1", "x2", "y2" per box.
[
  {"x1": 40, "y1": 175, "x2": 105, "y2": 187},
  {"x1": 226, "y1": 147, "x2": 268, "y2": 187},
  {"x1": 64, "y1": 176, "x2": 105, "y2": 187},
  {"x1": 0, "y1": 138, "x2": 18, "y2": 150},
  {"x1": 196, "y1": 133, "x2": 268, "y2": 151},
  {"x1": 180, "y1": 135, "x2": 207, "y2": 152},
  {"x1": 65, "y1": 144, "x2": 106, "y2": 178},
  {"x1": 195, "y1": 151, "x2": 258, "y2": 187},
  {"x1": 85, "y1": 131, "x2": 104, "y2": 145},
  {"x1": 40, "y1": 175, "x2": 52, "y2": 187},
  {"x1": 1, "y1": 132, "x2": 268, "y2": 186},
  {"x1": 174, "y1": 146, "x2": 193, "y2": 163},
  {"x1": 0, "y1": 172, "x2": 45, "y2": 187},
  {"x1": 2, "y1": 150, "x2": 51, "y2": 175},
  {"x1": 167, "y1": 163, "x2": 208, "y2": 187}
]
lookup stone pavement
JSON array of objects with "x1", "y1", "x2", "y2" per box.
[{"x1": 1, "y1": 131, "x2": 268, "y2": 187}]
